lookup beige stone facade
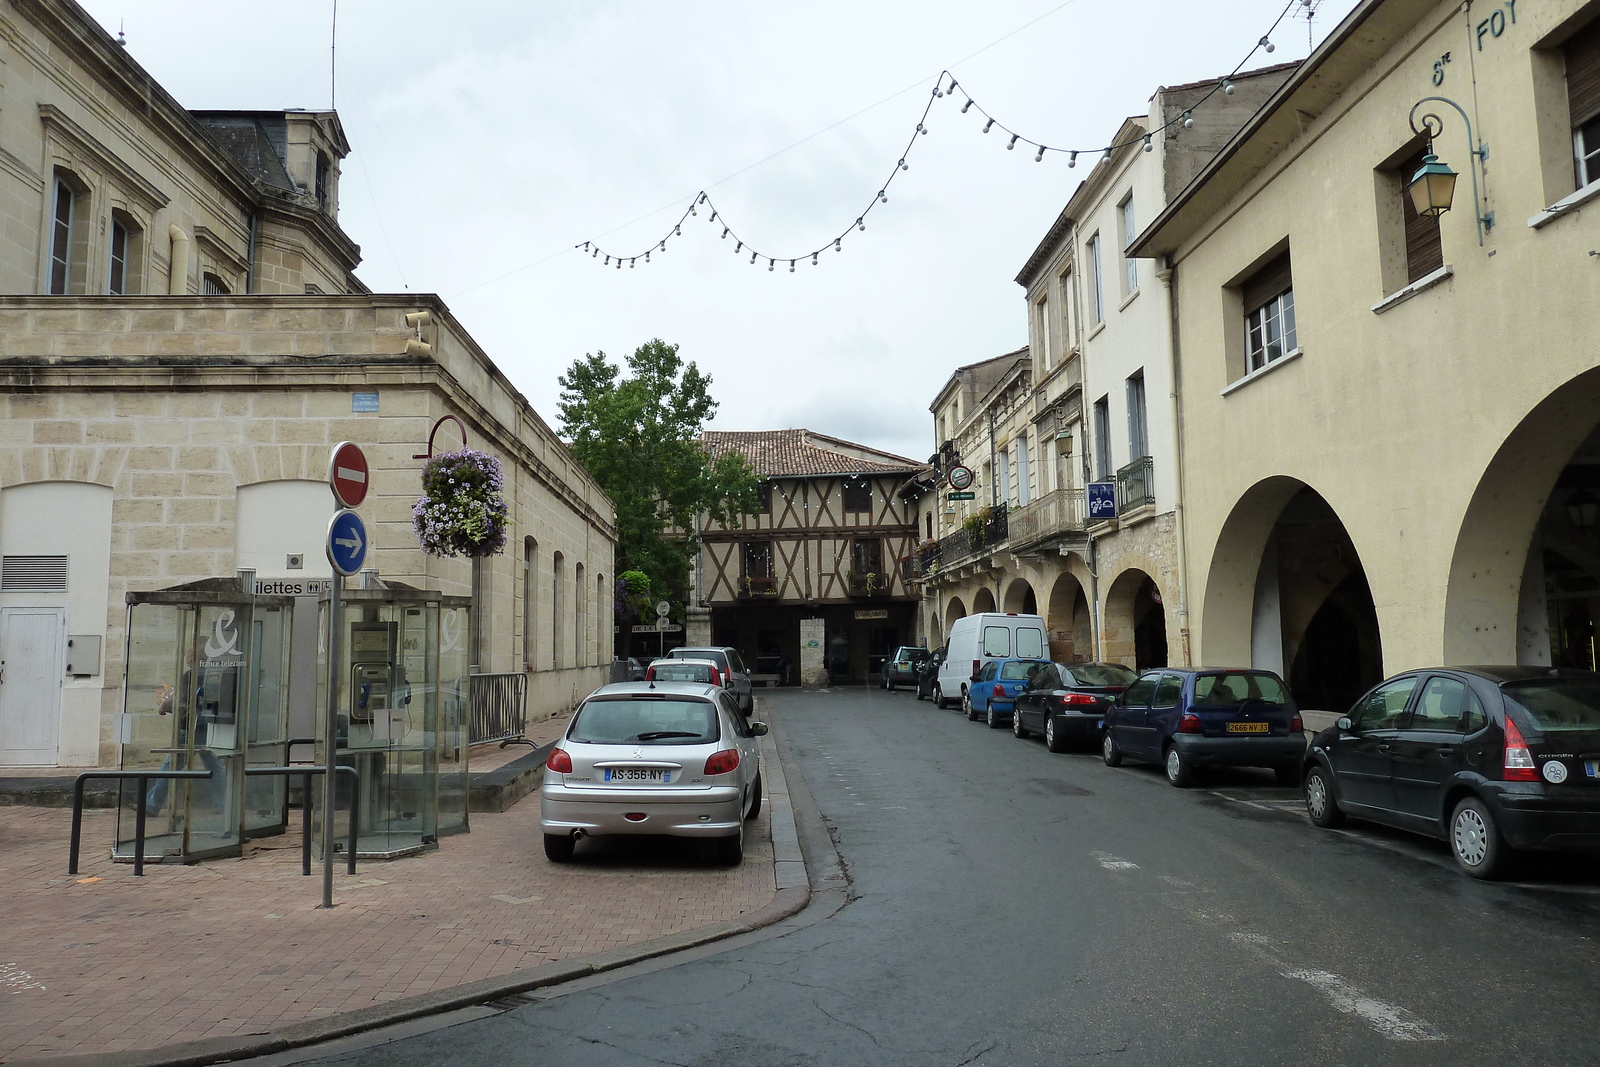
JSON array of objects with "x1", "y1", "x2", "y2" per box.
[
  {"x1": 0, "y1": 1, "x2": 615, "y2": 767},
  {"x1": 1132, "y1": 0, "x2": 1600, "y2": 710}
]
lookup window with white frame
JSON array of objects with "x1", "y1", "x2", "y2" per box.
[
  {"x1": 997, "y1": 450, "x2": 1011, "y2": 506},
  {"x1": 1087, "y1": 234, "x2": 1104, "y2": 323},
  {"x1": 1035, "y1": 295, "x2": 1052, "y2": 367},
  {"x1": 48, "y1": 178, "x2": 75, "y2": 295},
  {"x1": 1092, "y1": 397, "x2": 1111, "y2": 481},
  {"x1": 1017, "y1": 433, "x2": 1032, "y2": 507},
  {"x1": 1568, "y1": 20, "x2": 1600, "y2": 188},
  {"x1": 1057, "y1": 268, "x2": 1074, "y2": 351},
  {"x1": 1242, "y1": 251, "x2": 1296, "y2": 373},
  {"x1": 1120, "y1": 194, "x2": 1138, "y2": 295},
  {"x1": 1126, "y1": 371, "x2": 1149, "y2": 459}
]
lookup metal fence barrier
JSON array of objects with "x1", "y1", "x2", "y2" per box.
[{"x1": 469, "y1": 671, "x2": 530, "y2": 747}]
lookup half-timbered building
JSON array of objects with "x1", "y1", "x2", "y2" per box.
[{"x1": 689, "y1": 430, "x2": 922, "y2": 687}]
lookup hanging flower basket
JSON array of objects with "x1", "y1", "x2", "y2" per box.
[{"x1": 412, "y1": 448, "x2": 508, "y2": 558}]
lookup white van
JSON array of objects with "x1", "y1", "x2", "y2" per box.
[{"x1": 933, "y1": 612, "x2": 1048, "y2": 711}]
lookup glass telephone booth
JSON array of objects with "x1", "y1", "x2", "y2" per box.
[
  {"x1": 313, "y1": 583, "x2": 470, "y2": 859},
  {"x1": 118, "y1": 580, "x2": 294, "y2": 863}
]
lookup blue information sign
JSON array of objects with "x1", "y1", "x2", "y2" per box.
[
  {"x1": 326, "y1": 509, "x2": 368, "y2": 575},
  {"x1": 1086, "y1": 482, "x2": 1118, "y2": 521}
]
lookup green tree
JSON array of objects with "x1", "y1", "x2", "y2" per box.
[{"x1": 558, "y1": 339, "x2": 760, "y2": 619}]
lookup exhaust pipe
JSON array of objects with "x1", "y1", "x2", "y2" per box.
[{"x1": 571, "y1": 829, "x2": 585, "y2": 840}]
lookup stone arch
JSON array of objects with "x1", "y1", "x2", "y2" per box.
[
  {"x1": 943, "y1": 596, "x2": 967, "y2": 635},
  {"x1": 1197, "y1": 477, "x2": 1308, "y2": 668},
  {"x1": 1103, "y1": 568, "x2": 1167, "y2": 670},
  {"x1": 972, "y1": 586, "x2": 996, "y2": 614},
  {"x1": 1002, "y1": 577, "x2": 1036, "y2": 615},
  {"x1": 1444, "y1": 367, "x2": 1600, "y2": 665},
  {"x1": 1046, "y1": 572, "x2": 1092, "y2": 663}
]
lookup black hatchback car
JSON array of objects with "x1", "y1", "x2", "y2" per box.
[
  {"x1": 1102, "y1": 668, "x2": 1305, "y2": 787},
  {"x1": 1012, "y1": 662, "x2": 1137, "y2": 751},
  {"x1": 1302, "y1": 666, "x2": 1600, "y2": 879}
]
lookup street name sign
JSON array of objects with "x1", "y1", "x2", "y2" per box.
[
  {"x1": 948, "y1": 491, "x2": 976, "y2": 501},
  {"x1": 632, "y1": 624, "x2": 683, "y2": 633},
  {"x1": 326, "y1": 509, "x2": 368, "y2": 575},
  {"x1": 328, "y1": 441, "x2": 370, "y2": 508}
]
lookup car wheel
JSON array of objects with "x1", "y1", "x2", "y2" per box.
[
  {"x1": 1165, "y1": 745, "x2": 1195, "y2": 788},
  {"x1": 934, "y1": 684, "x2": 947, "y2": 710},
  {"x1": 745, "y1": 773, "x2": 763, "y2": 820},
  {"x1": 1303, "y1": 765, "x2": 1344, "y2": 828},
  {"x1": 1102, "y1": 732, "x2": 1122, "y2": 767},
  {"x1": 885, "y1": 677, "x2": 894, "y2": 691},
  {"x1": 1274, "y1": 765, "x2": 1300, "y2": 787},
  {"x1": 543, "y1": 833, "x2": 575, "y2": 863},
  {"x1": 963, "y1": 690, "x2": 979, "y2": 721},
  {"x1": 1451, "y1": 796, "x2": 1510, "y2": 879},
  {"x1": 1013, "y1": 708, "x2": 1028, "y2": 739},
  {"x1": 987, "y1": 706, "x2": 1004, "y2": 729},
  {"x1": 1046, "y1": 716, "x2": 1069, "y2": 753},
  {"x1": 716, "y1": 819, "x2": 745, "y2": 866}
]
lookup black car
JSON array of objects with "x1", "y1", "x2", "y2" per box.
[
  {"x1": 1012, "y1": 662, "x2": 1137, "y2": 751},
  {"x1": 1102, "y1": 668, "x2": 1305, "y2": 787},
  {"x1": 915, "y1": 647, "x2": 947, "y2": 702},
  {"x1": 883, "y1": 646, "x2": 929, "y2": 691},
  {"x1": 1302, "y1": 666, "x2": 1600, "y2": 879}
]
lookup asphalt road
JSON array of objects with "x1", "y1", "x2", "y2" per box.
[{"x1": 291, "y1": 686, "x2": 1600, "y2": 1066}]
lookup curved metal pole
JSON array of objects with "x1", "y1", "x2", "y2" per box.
[
  {"x1": 1408, "y1": 96, "x2": 1492, "y2": 246},
  {"x1": 411, "y1": 414, "x2": 468, "y2": 460}
]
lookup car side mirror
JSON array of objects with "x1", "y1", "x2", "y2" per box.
[
  {"x1": 750, "y1": 722, "x2": 769, "y2": 736},
  {"x1": 1336, "y1": 716, "x2": 1354, "y2": 733}
]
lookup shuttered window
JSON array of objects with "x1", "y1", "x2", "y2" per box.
[
  {"x1": 1569, "y1": 19, "x2": 1600, "y2": 186},
  {"x1": 1, "y1": 556, "x2": 68, "y2": 592},
  {"x1": 1399, "y1": 147, "x2": 1445, "y2": 282},
  {"x1": 1241, "y1": 251, "x2": 1296, "y2": 373}
]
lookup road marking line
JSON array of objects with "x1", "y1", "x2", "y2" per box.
[
  {"x1": 1091, "y1": 851, "x2": 1138, "y2": 871},
  {"x1": 1281, "y1": 969, "x2": 1446, "y2": 1042}
]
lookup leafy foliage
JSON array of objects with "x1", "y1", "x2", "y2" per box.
[
  {"x1": 412, "y1": 448, "x2": 508, "y2": 558},
  {"x1": 559, "y1": 339, "x2": 760, "y2": 608}
]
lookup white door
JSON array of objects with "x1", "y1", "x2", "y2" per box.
[{"x1": 0, "y1": 607, "x2": 65, "y2": 765}]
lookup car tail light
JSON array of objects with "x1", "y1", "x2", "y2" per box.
[
  {"x1": 972, "y1": 659, "x2": 982, "y2": 681},
  {"x1": 1502, "y1": 715, "x2": 1538, "y2": 781},
  {"x1": 546, "y1": 747, "x2": 573, "y2": 773},
  {"x1": 1178, "y1": 712, "x2": 1203, "y2": 734},
  {"x1": 1291, "y1": 713, "x2": 1304, "y2": 733},
  {"x1": 704, "y1": 749, "x2": 741, "y2": 775},
  {"x1": 1060, "y1": 693, "x2": 1099, "y2": 706},
  {"x1": 718, "y1": 666, "x2": 730, "y2": 687}
]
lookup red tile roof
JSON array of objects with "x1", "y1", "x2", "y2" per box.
[{"x1": 702, "y1": 429, "x2": 920, "y2": 479}]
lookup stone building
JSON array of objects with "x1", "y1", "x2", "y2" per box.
[
  {"x1": 1130, "y1": 0, "x2": 1600, "y2": 710},
  {"x1": 910, "y1": 65, "x2": 1293, "y2": 671},
  {"x1": 0, "y1": 0, "x2": 613, "y2": 768},
  {"x1": 688, "y1": 430, "x2": 922, "y2": 687}
]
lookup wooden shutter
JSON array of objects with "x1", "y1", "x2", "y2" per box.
[
  {"x1": 1241, "y1": 251, "x2": 1293, "y2": 313},
  {"x1": 1568, "y1": 19, "x2": 1600, "y2": 126},
  {"x1": 1399, "y1": 148, "x2": 1444, "y2": 283}
]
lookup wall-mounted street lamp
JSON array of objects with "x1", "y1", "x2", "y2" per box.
[
  {"x1": 1407, "y1": 96, "x2": 1493, "y2": 245},
  {"x1": 1566, "y1": 488, "x2": 1600, "y2": 530}
]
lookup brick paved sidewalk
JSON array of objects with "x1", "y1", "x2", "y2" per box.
[{"x1": 0, "y1": 748, "x2": 776, "y2": 1061}]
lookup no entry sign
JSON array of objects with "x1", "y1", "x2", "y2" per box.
[{"x1": 328, "y1": 441, "x2": 369, "y2": 508}]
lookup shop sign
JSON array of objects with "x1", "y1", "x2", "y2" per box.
[{"x1": 853, "y1": 609, "x2": 889, "y2": 620}]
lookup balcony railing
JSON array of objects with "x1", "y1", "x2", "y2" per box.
[
  {"x1": 847, "y1": 573, "x2": 890, "y2": 597},
  {"x1": 1117, "y1": 455, "x2": 1156, "y2": 513},
  {"x1": 737, "y1": 575, "x2": 781, "y2": 598},
  {"x1": 932, "y1": 502, "x2": 1008, "y2": 570},
  {"x1": 1007, "y1": 488, "x2": 1087, "y2": 548}
]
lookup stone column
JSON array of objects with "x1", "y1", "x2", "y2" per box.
[
  {"x1": 800, "y1": 617, "x2": 826, "y2": 689},
  {"x1": 685, "y1": 605, "x2": 712, "y2": 647}
]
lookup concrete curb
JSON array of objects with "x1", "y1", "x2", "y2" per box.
[{"x1": 9, "y1": 727, "x2": 811, "y2": 1067}]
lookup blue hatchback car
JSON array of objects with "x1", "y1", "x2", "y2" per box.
[
  {"x1": 1101, "y1": 668, "x2": 1306, "y2": 787},
  {"x1": 965, "y1": 658, "x2": 1051, "y2": 729}
]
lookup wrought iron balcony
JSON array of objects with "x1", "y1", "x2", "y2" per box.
[
  {"x1": 930, "y1": 503, "x2": 1009, "y2": 572},
  {"x1": 847, "y1": 572, "x2": 889, "y2": 597},
  {"x1": 737, "y1": 575, "x2": 781, "y2": 598},
  {"x1": 1006, "y1": 488, "x2": 1087, "y2": 549},
  {"x1": 1117, "y1": 455, "x2": 1156, "y2": 513}
]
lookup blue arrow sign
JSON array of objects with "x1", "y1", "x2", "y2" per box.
[{"x1": 326, "y1": 509, "x2": 367, "y2": 576}]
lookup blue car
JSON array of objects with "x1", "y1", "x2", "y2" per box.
[
  {"x1": 964, "y1": 658, "x2": 1052, "y2": 729},
  {"x1": 1101, "y1": 668, "x2": 1306, "y2": 787}
]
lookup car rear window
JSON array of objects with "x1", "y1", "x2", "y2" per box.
[
  {"x1": 982, "y1": 626, "x2": 1011, "y2": 656},
  {"x1": 671, "y1": 648, "x2": 728, "y2": 670},
  {"x1": 1194, "y1": 672, "x2": 1288, "y2": 705},
  {"x1": 1000, "y1": 660, "x2": 1048, "y2": 681},
  {"x1": 569, "y1": 698, "x2": 719, "y2": 745},
  {"x1": 1502, "y1": 681, "x2": 1600, "y2": 733},
  {"x1": 650, "y1": 663, "x2": 715, "y2": 682},
  {"x1": 1015, "y1": 627, "x2": 1044, "y2": 659},
  {"x1": 1063, "y1": 664, "x2": 1137, "y2": 687}
]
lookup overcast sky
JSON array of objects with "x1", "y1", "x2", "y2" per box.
[{"x1": 79, "y1": 0, "x2": 1356, "y2": 463}]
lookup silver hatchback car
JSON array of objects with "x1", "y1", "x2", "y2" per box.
[{"x1": 540, "y1": 681, "x2": 766, "y2": 864}]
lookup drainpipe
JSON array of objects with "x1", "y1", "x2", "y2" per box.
[
  {"x1": 245, "y1": 210, "x2": 259, "y2": 293},
  {"x1": 1159, "y1": 258, "x2": 1194, "y2": 666},
  {"x1": 167, "y1": 225, "x2": 189, "y2": 295}
]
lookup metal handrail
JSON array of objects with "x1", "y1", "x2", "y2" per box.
[{"x1": 470, "y1": 671, "x2": 531, "y2": 747}]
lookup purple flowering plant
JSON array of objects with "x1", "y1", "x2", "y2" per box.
[{"x1": 412, "y1": 448, "x2": 508, "y2": 558}]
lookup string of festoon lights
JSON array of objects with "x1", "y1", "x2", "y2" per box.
[{"x1": 578, "y1": 0, "x2": 1315, "y2": 273}]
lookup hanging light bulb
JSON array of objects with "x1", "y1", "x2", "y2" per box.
[
  {"x1": 583, "y1": 241, "x2": 591, "y2": 250},
  {"x1": 645, "y1": 251, "x2": 650, "y2": 262},
  {"x1": 615, "y1": 259, "x2": 621, "y2": 269},
  {"x1": 933, "y1": 86, "x2": 943, "y2": 98},
  {"x1": 1260, "y1": 35, "x2": 1275, "y2": 53},
  {"x1": 1034, "y1": 145, "x2": 1045, "y2": 162},
  {"x1": 947, "y1": 78, "x2": 958, "y2": 95},
  {"x1": 878, "y1": 189, "x2": 887, "y2": 202},
  {"x1": 899, "y1": 158, "x2": 908, "y2": 171},
  {"x1": 1103, "y1": 148, "x2": 1112, "y2": 163},
  {"x1": 689, "y1": 204, "x2": 696, "y2": 216},
  {"x1": 603, "y1": 256, "x2": 609, "y2": 265},
  {"x1": 789, "y1": 260, "x2": 795, "y2": 272},
  {"x1": 1007, "y1": 134, "x2": 1019, "y2": 150},
  {"x1": 856, "y1": 218, "x2": 865, "y2": 231},
  {"x1": 961, "y1": 98, "x2": 973, "y2": 113},
  {"x1": 1143, "y1": 134, "x2": 1153, "y2": 152},
  {"x1": 1183, "y1": 111, "x2": 1195, "y2": 129},
  {"x1": 834, "y1": 238, "x2": 841, "y2": 251},
  {"x1": 1069, "y1": 151, "x2": 1078, "y2": 168},
  {"x1": 698, "y1": 192, "x2": 707, "y2": 204},
  {"x1": 983, "y1": 118, "x2": 995, "y2": 133},
  {"x1": 722, "y1": 227, "x2": 729, "y2": 239},
  {"x1": 812, "y1": 252, "x2": 819, "y2": 265},
  {"x1": 659, "y1": 240, "x2": 666, "y2": 251},
  {"x1": 709, "y1": 211, "x2": 717, "y2": 223},
  {"x1": 629, "y1": 258, "x2": 635, "y2": 268},
  {"x1": 768, "y1": 259, "x2": 775, "y2": 271},
  {"x1": 674, "y1": 224, "x2": 681, "y2": 236},
  {"x1": 1222, "y1": 79, "x2": 1235, "y2": 95},
  {"x1": 735, "y1": 241, "x2": 742, "y2": 252},
  {"x1": 592, "y1": 248, "x2": 598, "y2": 257},
  {"x1": 917, "y1": 123, "x2": 928, "y2": 135}
]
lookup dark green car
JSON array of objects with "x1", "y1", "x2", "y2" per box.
[{"x1": 882, "y1": 646, "x2": 929, "y2": 691}]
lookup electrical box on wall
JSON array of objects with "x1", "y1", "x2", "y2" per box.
[{"x1": 65, "y1": 635, "x2": 102, "y2": 676}]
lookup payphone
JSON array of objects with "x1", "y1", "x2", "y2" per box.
[{"x1": 348, "y1": 621, "x2": 406, "y2": 744}]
